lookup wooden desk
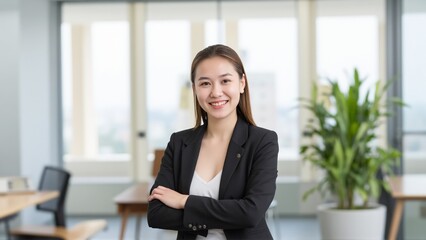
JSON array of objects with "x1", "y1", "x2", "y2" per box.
[
  {"x1": 388, "y1": 175, "x2": 426, "y2": 240},
  {"x1": 114, "y1": 182, "x2": 150, "y2": 240},
  {"x1": 0, "y1": 191, "x2": 59, "y2": 218}
]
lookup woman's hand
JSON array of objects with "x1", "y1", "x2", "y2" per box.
[{"x1": 148, "y1": 185, "x2": 189, "y2": 209}]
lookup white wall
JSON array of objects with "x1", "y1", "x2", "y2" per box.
[
  {"x1": 19, "y1": 0, "x2": 62, "y2": 224},
  {"x1": 19, "y1": 0, "x2": 61, "y2": 183},
  {"x1": 0, "y1": 0, "x2": 61, "y2": 227},
  {"x1": 0, "y1": 0, "x2": 21, "y2": 177}
]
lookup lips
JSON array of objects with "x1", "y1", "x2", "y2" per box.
[{"x1": 210, "y1": 100, "x2": 228, "y2": 107}]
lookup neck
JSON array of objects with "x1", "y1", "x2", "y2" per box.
[{"x1": 205, "y1": 114, "x2": 238, "y2": 140}]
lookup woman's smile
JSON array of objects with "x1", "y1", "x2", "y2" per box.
[{"x1": 210, "y1": 100, "x2": 228, "y2": 108}]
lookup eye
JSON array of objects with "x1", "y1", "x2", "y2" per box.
[
  {"x1": 222, "y1": 79, "x2": 231, "y2": 84},
  {"x1": 199, "y1": 81, "x2": 210, "y2": 87}
]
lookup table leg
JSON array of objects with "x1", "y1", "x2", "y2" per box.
[
  {"x1": 5, "y1": 220, "x2": 11, "y2": 240},
  {"x1": 389, "y1": 199, "x2": 404, "y2": 240},
  {"x1": 136, "y1": 214, "x2": 142, "y2": 240},
  {"x1": 119, "y1": 208, "x2": 129, "y2": 240}
]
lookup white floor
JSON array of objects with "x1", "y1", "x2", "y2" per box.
[{"x1": 68, "y1": 215, "x2": 320, "y2": 240}]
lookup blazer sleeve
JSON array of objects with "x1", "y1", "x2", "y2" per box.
[
  {"x1": 183, "y1": 130, "x2": 278, "y2": 230},
  {"x1": 147, "y1": 133, "x2": 189, "y2": 231}
]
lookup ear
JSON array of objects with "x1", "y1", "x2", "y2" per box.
[{"x1": 240, "y1": 74, "x2": 246, "y2": 93}]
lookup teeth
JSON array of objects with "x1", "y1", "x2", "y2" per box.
[{"x1": 211, "y1": 101, "x2": 226, "y2": 106}]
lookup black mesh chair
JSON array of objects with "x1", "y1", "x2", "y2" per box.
[
  {"x1": 36, "y1": 166, "x2": 71, "y2": 227},
  {"x1": 10, "y1": 166, "x2": 107, "y2": 240},
  {"x1": 1, "y1": 166, "x2": 68, "y2": 240}
]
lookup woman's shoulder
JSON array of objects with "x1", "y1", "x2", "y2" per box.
[
  {"x1": 247, "y1": 124, "x2": 277, "y2": 138},
  {"x1": 233, "y1": 118, "x2": 277, "y2": 144},
  {"x1": 242, "y1": 124, "x2": 279, "y2": 156},
  {"x1": 173, "y1": 127, "x2": 197, "y2": 137},
  {"x1": 170, "y1": 126, "x2": 205, "y2": 142}
]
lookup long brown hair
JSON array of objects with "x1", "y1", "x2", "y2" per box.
[{"x1": 190, "y1": 44, "x2": 256, "y2": 128}]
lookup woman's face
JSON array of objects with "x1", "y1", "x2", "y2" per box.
[{"x1": 193, "y1": 56, "x2": 245, "y2": 123}]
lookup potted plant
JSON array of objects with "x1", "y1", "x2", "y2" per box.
[{"x1": 300, "y1": 68, "x2": 403, "y2": 240}]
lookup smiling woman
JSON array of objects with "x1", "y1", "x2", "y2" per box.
[
  {"x1": 193, "y1": 56, "x2": 245, "y2": 125},
  {"x1": 147, "y1": 44, "x2": 279, "y2": 240}
]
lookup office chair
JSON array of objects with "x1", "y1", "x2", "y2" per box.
[
  {"x1": 2, "y1": 166, "x2": 68, "y2": 240},
  {"x1": 10, "y1": 166, "x2": 107, "y2": 240},
  {"x1": 152, "y1": 149, "x2": 164, "y2": 178},
  {"x1": 37, "y1": 166, "x2": 70, "y2": 227}
]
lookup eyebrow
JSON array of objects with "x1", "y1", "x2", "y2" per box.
[{"x1": 197, "y1": 73, "x2": 233, "y2": 81}]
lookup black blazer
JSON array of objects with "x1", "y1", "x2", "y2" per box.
[{"x1": 147, "y1": 117, "x2": 279, "y2": 240}]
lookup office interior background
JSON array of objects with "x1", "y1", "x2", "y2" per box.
[{"x1": 1, "y1": 0, "x2": 426, "y2": 239}]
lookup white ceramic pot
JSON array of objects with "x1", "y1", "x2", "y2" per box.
[{"x1": 317, "y1": 203, "x2": 386, "y2": 240}]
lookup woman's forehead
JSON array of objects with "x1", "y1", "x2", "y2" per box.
[{"x1": 195, "y1": 57, "x2": 236, "y2": 77}]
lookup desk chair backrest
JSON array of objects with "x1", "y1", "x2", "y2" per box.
[
  {"x1": 36, "y1": 166, "x2": 71, "y2": 227},
  {"x1": 152, "y1": 149, "x2": 164, "y2": 178}
]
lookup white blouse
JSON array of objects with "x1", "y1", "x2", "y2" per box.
[{"x1": 189, "y1": 170, "x2": 226, "y2": 240}]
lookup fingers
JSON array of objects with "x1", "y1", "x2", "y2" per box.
[
  {"x1": 147, "y1": 186, "x2": 188, "y2": 209},
  {"x1": 148, "y1": 193, "x2": 158, "y2": 201},
  {"x1": 151, "y1": 186, "x2": 168, "y2": 195},
  {"x1": 156, "y1": 185, "x2": 168, "y2": 191},
  {"x1": 148, "y1": 191, "x2": 161, "y2": 201},
  {"x1": 148, "y1": 186, "x2": 168, "y2": 201}
]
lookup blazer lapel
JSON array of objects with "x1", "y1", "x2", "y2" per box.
[
  {"x1": 180, "y1": 125, "x2": 206, "y2": 194},
  {"x1": 219, "y1": 118, "x2": 248, "y2": 199}
]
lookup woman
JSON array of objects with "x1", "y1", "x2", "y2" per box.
[{"x1": 147, "y1": 44, "x2": 278, "y2": 240}]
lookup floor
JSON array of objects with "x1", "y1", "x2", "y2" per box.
[
  {"x1": 68, "y1": 215, "x2": 320, "y2": 240},
  {"x1": 3, "y1": 214, "x2": 426, "y2": 239}
]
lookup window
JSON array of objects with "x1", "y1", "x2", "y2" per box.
[
  {"x1": 60, "y1": 1, "x2": 385, "y2": 179},
  {"x1": 403, "y1": 2, "x2": 426, "y2": 166},
  {"x1": 145, "y1": 20, "x2": 191, "y2": 152},
  {"x1": 61, "y1": 3, "x2": 132, "y2": 177},
  {"x1": 144, "y1": 1, "x2": 217, "y2": 156},
  {"x1": 62, "y1": 23, "x2": 72, "y2": 155},
  {"x1": 316, "y1": 16, "x2": 379, "y2": 87},
  {"x1": 316, "y1": 0, "x2": 383, "y2": 92},
  {"x1": 238, "y1": 18, "x2": 298, "y2": 159},
  {"x1": 92, "y1": 21, "x2": 130, "y2": 156},
  {"x1": 144, "y1": 1, "x2": 300, "y2": 161},
  {"x1": 402, "y1": 2, "x2": 426, "y2": 239}
]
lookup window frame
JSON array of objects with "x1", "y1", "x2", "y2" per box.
[{"x1": 60, "y1": 0, "x2": 387, "y2": 180}]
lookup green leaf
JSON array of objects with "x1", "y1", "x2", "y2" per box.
[{"x1": 298, "y1": 67, "x2": 406, "y2": 209}]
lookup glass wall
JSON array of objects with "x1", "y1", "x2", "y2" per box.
[
  {"x1": 145, "y1": 2, "x2": 215, "y2": 153},
  {"x1": 317, "y1": 16, "x2": 379, "y2": 85},
  {"x1": 61, "y1": 3, "x2": 131, "y2": 162},
  {"x1": 60, "y1": 0, "x2": 386, "y2": 180},
  {"x1": 402, "y1": 0, "x2": 426, "y2": 238},
  {"x1": 145, "y1": 1, "x2": 299, "y2": 160},
  {"x1": 316, "y1": 0, "x2": 382, "y2": 92},
  {"x1": 403, "y1": 0, "x2": 426, "y2": 164},
  {"x1": 237, "y1": 14, "x2": 298, "y2": 159}
]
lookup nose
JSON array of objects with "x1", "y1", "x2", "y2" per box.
[{"x1": 210, "y1": 83, "x2": 223, "y2": 98}]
